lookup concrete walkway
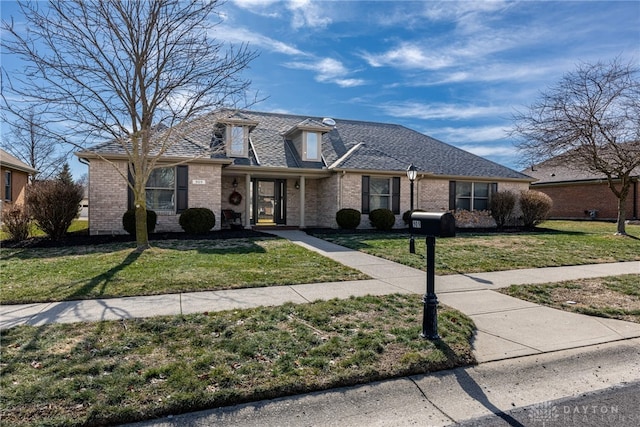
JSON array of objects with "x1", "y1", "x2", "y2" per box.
[{"x1": 2, "y1": 230, "x2": 640, "y2": 426}]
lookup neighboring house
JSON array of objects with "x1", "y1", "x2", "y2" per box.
[
  {"x1": 0, "y1": 149, "x2": 38, "y2": 214},
  {"x1": 76, "y1": 110, "x2": 533, "y2": 235},
  {"x1": 526, "y1": 161, "x2": 639, "y2": 221}
]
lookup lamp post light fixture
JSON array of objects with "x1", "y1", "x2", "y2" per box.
[{"x1": 407, "y1": 163, "x2": 417, "y2": 254}]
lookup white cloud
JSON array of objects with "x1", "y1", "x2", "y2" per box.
[
  {"x1": 435, "y1": 125, "x2": 510, "y2": 143},
  {"x1": 286, "y1": 57, "x2": 365, "y2": 87},
  {"x1": 381, "y1": 101, "x2": 505, "y2": 121},
  {"x1": 361, "y1": 42, "x2": 454, "y2": 70},
  {"x1": 213, "y1": 26, "x2": 306, "y2": 56},
  {"x1": 286, "y1": 0, "x2": 332, "y2": 30},
  {"x1": 457, "y1": 144, "x2": 518, "y2": 158}
]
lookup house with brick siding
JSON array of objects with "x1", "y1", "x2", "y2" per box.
[
  {"x1": 1, "y1": 149, "x2": 38, "y2": 214},
  {"x1": 76, "y1": 109, "x2": 533, "y2": 235},
  {"x1": 526, "y1": 161, "x2": 640, "y2": 221}
]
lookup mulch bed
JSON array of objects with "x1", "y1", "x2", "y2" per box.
[{"x1": 1, "y1": 229, "x2": 269, "y2": 249}]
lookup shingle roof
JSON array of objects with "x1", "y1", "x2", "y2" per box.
[
  {"x1": 526, "y1": 161, "x2": 640, "y2": 184},
  {"x1": 0, "y1": 149, "x2": 39, "y2": 174},
  {"x1": 81, "y1": 109, "x2": 531, "y2": 180}
]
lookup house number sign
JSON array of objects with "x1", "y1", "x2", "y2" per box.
[{"x1": 192, "y1": 179, "x2": 206, "y2": 185}]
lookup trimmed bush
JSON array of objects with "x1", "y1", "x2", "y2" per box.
[
  {"x1": 1, "y1": 205, "x2": 31, "y2": 241},
  {"x1": 402, "y1": 209, "x2": 425, "y2": 226},
  {"x1": 122, "y1": 209, "x2": 157, "y2": 236},
  {"x1": 336, "y1": 208, "x2": 361, "y2": 229},
  {"x1": 179, "y1": 208, "x2": 216, "y2": 234},
  {"x1": 490, "y1": 190, "x2": 517, "y2": 229},
  {"x1": 369, "y1": 208, "x2": 396, "y2": 230},
  {"x1": 520, "y1": 190, "x2": 552, "y2": 229}
]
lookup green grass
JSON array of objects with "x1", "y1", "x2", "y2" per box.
[
  {"x1": 500, "y1": 274, "x2": 640, "y2": 323},
  {"x1": 0, "y1": 294, "x2": 476, "y2": 427},
  {"x1": 313, "y1": 221, "x2": 640, "y2": 275},
  {"x1": 0, "y1": 218, "x2": 88, "y2": 240},
  {"x1": 0, "y1": 237, "x2": 368, "y2": 304}
]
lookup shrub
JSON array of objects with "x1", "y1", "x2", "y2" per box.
[
  {"x1": 1, "y1": 205, "x2": 31, "y2": 241},
  {"x1": 402, "y1": 209, "x2": 425, "y2": 226},
  {"x1": 490, "y1": 190, "x2": 517, "y2": 229},
  {"x1": 26, "y1": 178, "x2": 84, "y2": 241},
  {"x1": 336, "y1": 208, "x2": 361, "y2": 229},
  {"x1": 122, "y1": 209, "x2": 157, "y2": 236},
  {"x1": 369, "y1": 208, "x2": 396, "y2": 230},
  {"x1": 179, "y1": 207, "x2": 216, "y2": 234},
  {"x1": 520, "y1": 190, "x2": 552, "y2": 228}
]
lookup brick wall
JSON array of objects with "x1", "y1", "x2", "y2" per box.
[
  {"x1": 88, "y1": 159, "x2": 224, "y2": 235},
  {"x1": 534, "y1": 181, "x2": 639, "y2": 220}
]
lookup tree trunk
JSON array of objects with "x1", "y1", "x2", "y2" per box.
[
  {"x1": 134, "y1": 188, "x2": 150, "y2": 251},
  {"x1": 615, "y1": 194, "x2": 627, "y2": 236}
]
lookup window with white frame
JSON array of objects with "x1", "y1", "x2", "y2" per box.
[
  {"x1": 304, "y1": 131, "x2": 320, "y2": 161},
  {"x1": 146, "y1": 167, "x2": 175, "y2": 212},
  {"x1": 369, "y1": 177, "x2": 391, "y2": 210},
  {"x1": 362, "y1": 175, "x2": 400, "y2": 214},
  {"x1": 453, "y1": 181, "x2": 492, "y2": 211},
  {"x1": 228, "y1": 125, "x2": 248, "y2": 157}
]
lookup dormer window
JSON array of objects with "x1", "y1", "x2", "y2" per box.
[
  {"x1": 304, "y1": 131, "x2": 321, "y2": 161},
  {"x1": 228, "y1": 125, "x2": 247, "y2": 157},
  {"x1": 214, "y1": 113, "x2": 258, "y2": 158},
  {"x1": 284, "y1": 118, "x2": 331, "y2": 163}
]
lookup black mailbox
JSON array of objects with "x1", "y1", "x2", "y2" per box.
[{"x1": 411, "y1": 212, "x2": 456, "y2": 237}]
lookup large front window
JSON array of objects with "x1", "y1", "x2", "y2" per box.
[
  {"x1": 146, "y1": 167, "x2": 175, "y2": 212},
  {"x1": 455, "y1": 182, "x2": 490, "y2": 211}
]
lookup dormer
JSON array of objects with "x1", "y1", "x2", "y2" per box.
[
  {"x1": 214, "y1": 114, "x2": 259, "y2": 158},
  {"x1": 284, "y1": 118, "x2": 333, "y2": 162}
]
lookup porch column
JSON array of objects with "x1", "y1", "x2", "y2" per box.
[
  {"x1": 244, "y1": 174, "x2": 251, "y2": 228},
  {"x1": 299, "y1": 176, "x2": 306, "y2": 228}
]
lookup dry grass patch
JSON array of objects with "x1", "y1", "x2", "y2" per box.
[
  {"x1": 500, "y1": 274, "x2": 640, "y2": 323},
  {"x1": 1, "y1": 294, "x2": 475, "y2": 427}
]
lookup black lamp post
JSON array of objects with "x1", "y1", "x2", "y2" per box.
[{"x1": 407, "y1": 164, "x2": 417, "y2": 254}]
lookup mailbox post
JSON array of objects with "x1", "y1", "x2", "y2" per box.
[{"x1": 410, "y1": 212, "x2": 456, "y2": 340}]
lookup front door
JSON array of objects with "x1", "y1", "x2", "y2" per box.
[{"x1": 252, "y1": 179, "x2": 286, "y2": 225}]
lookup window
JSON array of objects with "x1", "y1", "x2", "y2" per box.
[
  {"x1": 450, "y1": 181, "x2": 495, "y2": 211},
  {"x1": 4, "y1": 171, "x2": 11, "y2": 201},
  {"x1": 228, "y1": 125, "x2": 247, "y2": 157},
  {"x1": 128, "y1": 165, "x2": 188, "y2": 214},
  {"x1": 146, "y1": 167, "x2": 175, "y2": 212},
  {"x1": 362, "y1": 176, "x2": 400, "y2": 214},
  {"x1": 304, "y1": 131, "x2": 320, "y2": 161}
]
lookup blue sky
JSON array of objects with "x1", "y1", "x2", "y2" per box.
[{"x1": 2, "y1": 1, "x2": 639, "y2": 178}]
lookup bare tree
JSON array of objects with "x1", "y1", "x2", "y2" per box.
[
  {"x1": 512, "y1": 59, "x2": 640, "y2": 235},
  {"x1": 0, "y1": 107, "x2": 68, "y2": 180},
  {"x1": 2, "y1": 0, "x2": 258, "y2": 250}
]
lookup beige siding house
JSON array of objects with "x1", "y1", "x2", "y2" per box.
[
  {"x1": 77, "y1": 110, "x2": 533, "y2": 235},
  {"x1": 0, "y1": 149, "x2": 38, "y2": 214}
]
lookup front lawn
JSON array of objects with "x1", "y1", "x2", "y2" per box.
[
  {"x1": 500, "y1": 274, "x2": 640, "y2": 323},
  {"x1": 311, "y1": 221, "x2": 640, "y2": 275},
  {"x1": 0, "y1": 294, "x2": 475, "y2": 427},
  {"x1": 0, "y1": 237, "x2": 368, "y2": 304}
]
